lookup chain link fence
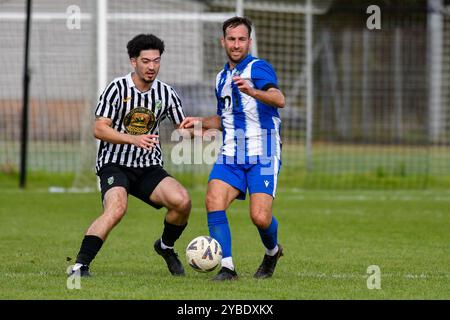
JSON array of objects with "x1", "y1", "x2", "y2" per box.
[{"x1": 1, "y1": 0, "x2": 450, "y2": 189}]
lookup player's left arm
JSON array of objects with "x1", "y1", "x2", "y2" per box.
[
  {"x1": 233, "y1": 60, "x2": 285, "y2": 108},
  {"x1": 165, "y1": 87, "x2": 202, "y2": 137},
  {"x1": 166, "y1": 87, "x2": 186, "y2": 126},
  {"x1": 233, "y1": 77, "x2": 285, "y2": 108}
]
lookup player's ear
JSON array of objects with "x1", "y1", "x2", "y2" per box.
[
  {"x1": 130, "y1": 57, "x2": 137, "y2": 69},
  {"x1": 220, "y1": 37, "x2": 225, "y2": 48}
]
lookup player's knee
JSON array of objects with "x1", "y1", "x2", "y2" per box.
[
  {"x1": 104, "y1": 200, "x2": 127, "y2": 223},
  {"x1": 205, "y1": 193, "x2": 223, "y2": 211},
  {"x1": 179, "y1": 197, "x2": 192, "y2": 216},
  {"x1": 251, "y1": 211, "x2": 272, "y2": 229},
  {"x1": 171, "y1": 190, "x2": 191, "y2": 215},
  {"x1": 205, "y1": 195, "x2": 213, "y2": 211}
]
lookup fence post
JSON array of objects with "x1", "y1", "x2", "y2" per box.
[
  {"x1": 305, "y1": 0, "x2": 314, "y2": 171},
  {"x1": 427, "y1": 0, "x2": 443, "y2": 143},
  {"x1": 19, "y1": 0, "x2": 32, "y2": 189}
]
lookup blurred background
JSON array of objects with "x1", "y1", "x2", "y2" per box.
[{"x1": 1, "y1": 0, "x2": 450, "y2": 190}]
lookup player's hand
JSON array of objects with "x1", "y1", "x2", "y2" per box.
[
  {"x1": 179, "y1": 117, "x2": 203, "y2": 129},
  {"x1": 130, "y1": 134, "x2": 159, "y2": 151},
  {"x1": 233, "y1": 76, "x2": 254, "y2": 96}
]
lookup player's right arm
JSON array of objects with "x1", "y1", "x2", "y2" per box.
[
  {"x1": 94, "y1": 117, "x2": 159, "y2": 151},
  {"x1": 179, "y1": 115, "x2": 222, "y2": 131}
]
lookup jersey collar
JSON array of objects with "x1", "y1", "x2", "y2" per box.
[
  {"x1": 224, "y1": 54, "x2": 255, "y2": 74},
  {"x1": 126, "y1": 72, "x2": 158, "y2": 93}
]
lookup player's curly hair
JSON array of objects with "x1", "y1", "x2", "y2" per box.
[
  {"x1": 222, "y1": 16, "x2": 252, "y2": 37},
  {"x1": 127, "y1": 34, "x2": 165, "y2": 58}
]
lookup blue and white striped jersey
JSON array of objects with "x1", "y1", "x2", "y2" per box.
[{"x1": 215, "y1": 54, "x2": 282, "y2": 161}]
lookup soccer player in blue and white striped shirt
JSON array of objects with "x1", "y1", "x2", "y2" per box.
[{"x1": 181, "y1": 17, "x2": 285, "y2": 280}]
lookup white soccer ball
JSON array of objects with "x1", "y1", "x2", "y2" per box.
[{"x1": 186, "y1": 236, "x2": 222, "y2": 272}]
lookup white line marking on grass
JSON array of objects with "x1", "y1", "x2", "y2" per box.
[
  {"x1": 296, "y1": 272, "x2": 450, "y2": 279},
  {"x1": 281, "y1": 193, "x2": 450, "y2": 202}
]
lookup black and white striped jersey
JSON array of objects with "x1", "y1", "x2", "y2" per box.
[{"x1": 94, "y1": 72, "x2": 185, "y2": 173}]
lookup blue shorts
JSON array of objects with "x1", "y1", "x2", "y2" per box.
[{"x1": 208, "y1": 156, "x2": 281, "y2": 200}]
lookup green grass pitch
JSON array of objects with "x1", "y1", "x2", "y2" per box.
[{"x1": 0, "y1": 188, "x2": 449, "y2": 299}]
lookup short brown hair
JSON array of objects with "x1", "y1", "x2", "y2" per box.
[{"x1": 222, "y1": 16, "x2": 252, "y2": 37}]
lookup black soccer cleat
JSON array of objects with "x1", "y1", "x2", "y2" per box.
[
  {"x1": 67, "y1": 264, "x2": 91, "y2": 277},
  {"x1": 154, "y1": 239, "x2": 185, "y2": 276},
  {"x1": 212, "y1": 267, "x2": 238, "y2": 281},
  {"x1": 253, "y1": 244, "x2": 284, "y2": 279}
]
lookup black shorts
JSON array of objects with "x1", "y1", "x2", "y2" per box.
[{"x1": 98, "y1": 164, "x2": 171, "y2": 209}]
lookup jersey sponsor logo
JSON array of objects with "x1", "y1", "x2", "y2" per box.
[
  {"x1": 221, "y1": 95, "x2": 232, "y2": 112},
  {"x1": 123, "y1": 107, "x2": 155, "y2": 135}
]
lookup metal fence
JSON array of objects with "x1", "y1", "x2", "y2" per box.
[{"x1": 1, "y1": 0, "x2": 450, "y2": 189}]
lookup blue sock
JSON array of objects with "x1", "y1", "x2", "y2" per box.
[
  {"x1": 257, "y1": 216, "x2": 278, "y2": 250},
  {"x1": 207, "y1": 210, "x2": 232, "y2": 258}
]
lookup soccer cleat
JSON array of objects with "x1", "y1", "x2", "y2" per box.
[
  {"x1": 154, "y1": 239, "x2": 185, "y2": 276},
  {"x1": 253, "y1": 244, "x2": 284, "y2": 279},
  {"x1": 212, "y1": 267, "x2": 238, "y2": 281},
  {"x1": 67, "y1": 264, "x2": 91, "y2": 277}
]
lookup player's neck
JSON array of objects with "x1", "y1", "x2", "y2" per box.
[
  {"x1": 228, "y1": 54, "x2": 249, "y2": 70},
  {"x1": 131, "y1": 72, "x2": 152, "y2": 93}
]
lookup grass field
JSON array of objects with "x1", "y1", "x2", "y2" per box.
[
  {"x1": 3, "y1": 142, "x2": 450, "y2": 190},
  {"x1": 0, "y1": 186, "x2": 449, "y2": 300}
]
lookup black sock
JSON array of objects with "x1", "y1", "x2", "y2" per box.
[
  {"x1": 161, "y1": 220, "x2": 187, "y2": 247},
  {"x1": 75, "y1": 235, "x2": 104, "y2": 266}
]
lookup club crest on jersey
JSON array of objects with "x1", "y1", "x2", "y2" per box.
[
  {"x1": 107, "y1": 176, "x2": 114, "y2": 185},
  {"x1": 123, "y1": 107, "x2": 155, "y2": 135},
  {"x1": 155, "y1": 100, "x2": 162, "y2": 110}
]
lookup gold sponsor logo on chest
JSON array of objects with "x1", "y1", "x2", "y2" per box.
[{"x1": 123, "y1": 107, "x2": 156, "y2": 135}]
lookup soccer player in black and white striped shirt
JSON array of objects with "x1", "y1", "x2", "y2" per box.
[{"x1": 69, "y1": 34, "x2": 191, "y2": 277}]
